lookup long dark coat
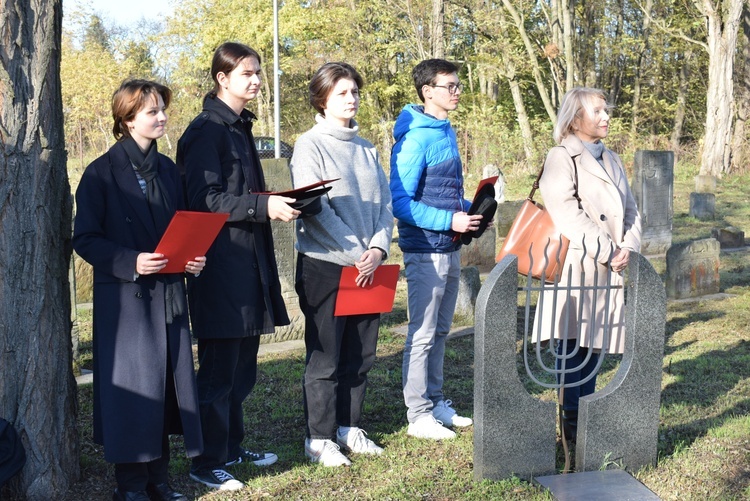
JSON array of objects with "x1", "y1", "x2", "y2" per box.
[
  {"x1": 177, "y1": 95, "x2": 289, "y2": 338},
  {"x1": 73, "y1": 141, "x2": 203, "y2": 463}
]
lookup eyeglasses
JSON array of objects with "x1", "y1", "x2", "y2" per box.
[{"x1": 429, "y1": 82, "x2": 463, "y2": 95}]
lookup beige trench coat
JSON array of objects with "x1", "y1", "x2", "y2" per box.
[{"x1": 532, "y1": 135, "x2": 641, "y2": 354}]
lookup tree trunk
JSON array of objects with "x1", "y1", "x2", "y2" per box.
[
  {"x1": 671, "y1": 49, "x2": 693, "y2": 155},
  {"x1": 697, "y1": 0, "x2": 744, "y2": 177},
  {"x1": 0, "y1": 0, "x2": 79, "y2": 499},
  {"x1": 431, "y1": 0, "x2": 444, "y2": 58},
  {"x1": 630, "y1": 0, "x2": 653, "y2": 134},
  {"x1": 503, "y1": 66, "x2": 535, "y2": 167},
  {"x1": 501, "y1": 0, "x2": 557, "y2": 123},
  {"x1": 730, "y1": 3, "x2": 750, "y2": 174}
]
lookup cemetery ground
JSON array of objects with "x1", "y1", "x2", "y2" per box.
[{"x1": 65, "y1": 167, "x2": 749, "y2": 500}]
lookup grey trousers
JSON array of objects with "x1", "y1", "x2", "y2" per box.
[{"x1": 402, "y1": 251, "x2": 460, "y2": 423}]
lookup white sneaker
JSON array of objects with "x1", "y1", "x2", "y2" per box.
[
  {"x1": 433, "y1": 400, "x2": 473, "y2": 428},
  {"x1": 337, "y1": 427, "x2": 384, "y2": 455},
  {"x1": 304, "y1": 438, "x2": 352, "y2": 467},
  {"x1": 407, "y1": 414, "x2": 457, "y2": 440}
]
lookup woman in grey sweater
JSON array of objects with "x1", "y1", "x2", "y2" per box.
[{"x1": 290, "y1": 62, "x2": 393, "y2": 467}]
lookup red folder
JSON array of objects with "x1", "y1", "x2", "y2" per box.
[
  {"x1": 154, "y1": 211, "x2": 229, "y2": 273},
  {"x1": 334, "y1": 264, "x2": 400, "y2": 316}
]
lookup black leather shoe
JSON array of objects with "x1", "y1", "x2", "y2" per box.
[
  {"x1": 146, "y1": 483, "x2": 188, "y2": 501},
  {"x1": 113, "y1": 488, "x2": 150, "y2": 501}
]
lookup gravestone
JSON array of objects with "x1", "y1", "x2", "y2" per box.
[
  {"x1": 474, "y1": 253, "x2": 666, "y2": 481},
  {"x1": 711, "y1": 227, "x2": 745, "y2": 248},
  {"x1": 632, "y1": 150, "x2": 674, "y2": 254},
  {"x1": 455, "y1": 266, "x2": 481, "y2": 319},
  {"x1": 689, "y1": 192, "x2": 715, "y2": 221},
  {"x1": 460, "y1": 227, "x2": 497, "y2": 269},
  {"x1": 261, "y1": 158, "x2": 304, "y2": 342},
  {"x1": 666, "y1": 238, "x2": 720, "y2": 299},
  {"x1": 496, "y1": 200, "x2": 525, "y2": 239}
]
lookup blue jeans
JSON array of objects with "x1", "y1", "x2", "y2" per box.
[
  {"x1": 556, "y1": 340, "x2": 599, "y2": 411},
  {"x1": 402, "y1": 251, "x2": 460, "y2": 423}
]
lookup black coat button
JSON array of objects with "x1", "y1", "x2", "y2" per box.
[
  {"x1": 126, "y1": 217, "x2": 132, "y2": 223},
  {"x1": 135, "y1": 292, "x2": 143, "y2": 299},
  {"x1": 247, "y1": 208, "x2": 255, "y2": 216},
  {"x1": 600, "y1": 214, "x2": 607, "y2": 221}
]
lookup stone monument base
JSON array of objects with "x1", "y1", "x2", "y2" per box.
[{"x1": 535, "y1": 470, "x2": 659, "y2": 500}]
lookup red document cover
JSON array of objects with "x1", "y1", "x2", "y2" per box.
[
  {"x1": 334, "y1": 264, "x2": 401, "y2": 316},
  {"x1": 154, "y1": 211, "x2": 229, "y2": 273}
]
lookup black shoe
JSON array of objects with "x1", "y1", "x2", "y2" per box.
[
  {"x1": 226, "y1": 449, "x2": 278, "y2": 467},
  {"x1": 113, "y1": 488, "x2": 150, "y2": 501},
  {"x1": 561, "y1": 410, "x2": 578, "y2": 442},
  {"x1": 146, "y1": 482, "x2": 188, "y2": 501}
]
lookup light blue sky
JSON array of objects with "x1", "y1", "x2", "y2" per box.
[{"x1": 69, "y1": 0, "x2": 172, "y2": 27}]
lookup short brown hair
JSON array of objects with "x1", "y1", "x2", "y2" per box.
[
  {"x1": 210, "y1": 42, "x2": 262, "y2": 94},
  {"x1": 308, "y1": 62, "x2": 363, "y2": 116},
  {"x1": 111, "y1": 79, "x2": 171, "y2": 140}
]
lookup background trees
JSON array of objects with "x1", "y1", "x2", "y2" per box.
[{"x1": 61, "y1": 0, "x2": 750, "y2": 180}]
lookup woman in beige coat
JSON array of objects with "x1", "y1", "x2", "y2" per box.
[{"x1": 532, "y1": 87, "x2": 641, "y2": 438}]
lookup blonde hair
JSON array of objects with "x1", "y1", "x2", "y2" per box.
[{"x1": 553, "y1": 87, "x2": 610, "y2": 144}]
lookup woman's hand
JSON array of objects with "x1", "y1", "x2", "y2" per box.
[
  {"x1": 267, "y1": 195, "x2": 301, "y2": 222},
  {"x1": 136, "y1": 252, "x2": 168, "y2": 275},
  {"x1": 610, "y1": 248, "x2": 630, "y2": 273},
  {"x1": 185, "y1": 256, "x2": 207, "y2": 276},
  {"x1": 354, "y1": 248, "x2": 383, "y2": 287}
]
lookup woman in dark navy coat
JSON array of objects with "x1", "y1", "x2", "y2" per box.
[
  {"x1": 73, "y1": 80, "x2": 205, "y2": 501},
  {"x1": 177, "y1": 42, "x2": 299, "y2": 491}
]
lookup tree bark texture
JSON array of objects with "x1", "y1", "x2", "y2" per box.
[
  {"x1": 0, "y1": 0, "x2": 79, "y2": 498},
  {"x1": 730, "y1": 3, "x2": 750, "y2": 174},
  {"x1": 697, "y1": 0, "x2": 744, "y2": 177}
]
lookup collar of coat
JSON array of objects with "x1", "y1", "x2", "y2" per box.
[{"x1": 202, "y1": 93, "x2": 258, "y2": 128}]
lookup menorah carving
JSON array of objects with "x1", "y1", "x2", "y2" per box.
[{"x1": 473, "y1": 251, "x2": 665, "y2": 481}]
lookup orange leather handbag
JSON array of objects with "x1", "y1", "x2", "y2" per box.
[{"x1": 496, "y1": 162, "x2": 578, "y2": 282}]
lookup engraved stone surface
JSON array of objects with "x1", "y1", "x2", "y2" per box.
[
  {"x1": 665, "y1": 238, "x2": 721, "y2": 299},
  {"x1": 261, "y1": 158, "x2": 304, "y2": 342},
  {"x1": 632, "y1": 150, "x2": 674, "y2": 254}
]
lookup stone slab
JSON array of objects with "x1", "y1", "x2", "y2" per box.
[
  {"x1": 535, "y1": 470, "x2": 660, "y2": 500},
  {"x1": 632, "y1": 150, "x2": 674, "y2": 254},
  {"x1": 689, "y1": 192, "x2": 715, "y2": 221}
]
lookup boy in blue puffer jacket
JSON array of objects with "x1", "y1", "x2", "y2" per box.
[{"x1": 390, "y1": 59, "x2": 483, "y2": 440}]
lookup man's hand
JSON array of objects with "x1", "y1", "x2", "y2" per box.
[
  {"x1": 451, "y1": 212, "x2": 483, "y2": 233},
  {"x1": 267, "y1": 195, "x2": 301, "y2": 222}
]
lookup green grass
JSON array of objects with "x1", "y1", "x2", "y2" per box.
[{"x1": 66, "y1": 170, "x2": 750, "y2": 500}]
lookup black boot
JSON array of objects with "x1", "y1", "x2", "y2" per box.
[
  {"x1": 561, "y1": 410, "x2": 578, "y2": 442},
  {"x1": 146, "y1": 483, "x2": 188, "y2": 501}
]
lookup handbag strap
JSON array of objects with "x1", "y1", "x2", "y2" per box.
[{"x1": 528, "y1": 151, "x2": 580, "y2": 203}]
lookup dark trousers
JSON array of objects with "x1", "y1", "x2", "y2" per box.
[
  {"x1": 115, "y1": 361, "x2": 177, "y2": 490},
  {"x1": 556, "y1": 340, "x2": 599, "y2": 411},
  {"x1": 191, "y1": 336, "x2": 260, "y2": 472},
  {"x1": 296, "y1": 254, "x2": 380, "y2": 440}
]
